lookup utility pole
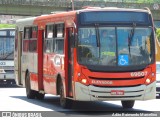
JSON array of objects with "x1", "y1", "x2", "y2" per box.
[{"x1": 71, "y1": 0, "x2": 74, "y2": 11}]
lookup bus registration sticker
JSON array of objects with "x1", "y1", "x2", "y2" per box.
[{"x1": 111, "y1": 90, "x2": 124, "y2": 95}]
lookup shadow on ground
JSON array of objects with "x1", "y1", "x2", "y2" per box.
[
  {"x1": 0, "y1": 82, "x2": 20, "y2": 88},
  {"x1": 10, "y1": 95, "x2": 153, "y2": 116}
]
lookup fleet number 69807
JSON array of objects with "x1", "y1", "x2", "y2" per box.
[{"x1": 131, "y1": 72, "x2": 148, "y2": 77}]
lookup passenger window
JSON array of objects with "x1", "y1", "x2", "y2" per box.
[
  {"x1": 55, "y1": 39, "x2": 64, "y2": 54},
  {"x1": 54, "y1": 23, "x2": 64, "y2": 54},
  {"x1": 24, "y1": 27, "x2": 30, "y2": 39},
  {"x1": 44, "y1": 40, "x2": 52, "y2": 53},
  {"x1": 46, "y1": 25, "x2": 54, "y2": 38},
  {"x1": 31, "y1": 27, "x2": 37, "y2": 38},
  {"x1": 55, "y1": 23, "x2": 64, "y2": 38}
]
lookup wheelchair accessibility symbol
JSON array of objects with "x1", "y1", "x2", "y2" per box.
[{"x1": 118, "y1": 55, "x2": 129, "y2": 66}]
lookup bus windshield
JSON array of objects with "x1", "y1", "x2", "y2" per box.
[
  {"x1": 77, "y1": 27, "x2": 153, "y2": 70},
  {"x1": 0, "y1": 30, "x2": 15, "y2": 60}
]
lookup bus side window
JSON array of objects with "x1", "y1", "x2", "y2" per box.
[
  {"x1": 44, "y1": 24, "x2": 54, "y2": 53},
  {"x1": 24, "y1": 27, "x2": 30, "y2": 39},
  {"x1": 55, "y1": 39, "x2": 64, "y2": 54},
  {"x1": 46, "y1": 24, "x2": 54, "y2": 38},
  {"x1": 31, "y1": 26, "x2": 37, "y2": 39},
  {"x1": 29, "y1": 26, "x2": 38, "y2": 52},
  {"x1": 44, "y1": 39, "x2": 52, "y2": 53},
  {"x1": 52, "y1": 40, "x2": 55, "y2": 53},
  {"x1": 23, "y1": 27, "x2": 31, "y2": 52},
  {"x1": 54, "y1": 23, "x2": 64, "y2": 54}
]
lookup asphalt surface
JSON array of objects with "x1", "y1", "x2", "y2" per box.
[{"x1": 0, "y1": 83, "x2": 160, "y2": 117}]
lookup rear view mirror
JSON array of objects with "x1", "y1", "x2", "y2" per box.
[{"x1": 155, "y1": 27, "x2": 157, "y2": 33}]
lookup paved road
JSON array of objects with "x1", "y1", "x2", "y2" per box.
[{"x1": 0, "y1": 84, "x2": 160, "y2": 117}]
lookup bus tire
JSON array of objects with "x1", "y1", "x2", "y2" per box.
[
  {"x1": 59, "y1": 81, "x2": 72, "y2": 109},
  {"x1": 121, "y1": 100, "x2": 135, "y2": 109},
  {"x1": 35, "y1": 92, "x2": 45, "y2": 100},
  {"x1": 25, "y1": 72, "x2": 36, "y2": 99}
]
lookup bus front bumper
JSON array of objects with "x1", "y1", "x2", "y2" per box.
[
  {"x1": 156, "y1": 82, "x2": 160, "y2": 94},
  {"x1": 74, "y1": 81, "x2": 156, "y2": 101}
]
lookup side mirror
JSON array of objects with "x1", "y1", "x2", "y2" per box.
[{"x1": 154, "y1": 27, "x2": 157, "y2": 33}]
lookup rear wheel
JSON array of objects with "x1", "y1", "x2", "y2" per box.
[
  {"x1": 25, "y1": 72, "x2": 36, "y2": 99},
  {"x1": 59, "y1": 80, "x2": 72, "y2": 109},
  {"x1": 121, "y1": 100, "x2": 135, "y2": 109}
]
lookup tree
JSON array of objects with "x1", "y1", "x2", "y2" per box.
[
  {"x1": 156, "y1": 28, "x2": 160, "y2": 42},
  {"x1": 136, "y1": 0, "x2": 154, "y2": 3},
  {"x1": 88, "y1": 0, "x2": 160, "y2": 3}
]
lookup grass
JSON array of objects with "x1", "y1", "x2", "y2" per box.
[{"x1": 0, "y1": 24, "x2": 15, "y2": 28}]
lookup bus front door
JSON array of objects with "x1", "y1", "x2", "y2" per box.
[{"x1": 66, "y1": 28, "x2": 74, "y2": 97}]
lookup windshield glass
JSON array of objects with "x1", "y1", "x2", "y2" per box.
[
  {"x1": 157, "y1": 64, "x2": 160, "y2": 73},
  {"x1": 77, "y1": 27, "x2": 153, "y2": 68},
  {"x1": 0, "y1": 37, "x2": 14, "y2": 60}
]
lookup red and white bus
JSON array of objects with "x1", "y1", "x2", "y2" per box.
[{"x1": 15, "y1": 7, "x2": 156, "y2": 109}]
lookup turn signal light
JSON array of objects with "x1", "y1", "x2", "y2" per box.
[
  {"x1": 78, "y1": 74, "x2": 90, "y2": 86},
  {"x1": 145, "y1": 78, "x2": 151, "y2": 85},
  {"x1": 81, "y1": 79, "x2": 87, "y2": 84}
]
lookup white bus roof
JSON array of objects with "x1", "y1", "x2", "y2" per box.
[{"x1": 16, "y1": 17, "x2": 37, "y2": 31}]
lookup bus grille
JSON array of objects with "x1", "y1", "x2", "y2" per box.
[{"x1": 89, "y1": 76, "x2": 144, "y2": 80}]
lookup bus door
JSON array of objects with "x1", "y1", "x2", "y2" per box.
[
  {"x1": 66, "y1": 28, "x2": 74, "y2": 97},
  {"x1": 18, "y1": 31, "x2": 23, "y2": 85}
]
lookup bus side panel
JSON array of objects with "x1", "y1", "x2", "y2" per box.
[
  {"x1": 30, "y1": 72, "x2": 38, "y2": 91},
  {"x1": 43, "y1": 53, "x2": 58, "y2": 94},
  {"x1": 29, "y1": 54, "x2": 38, "y2": 90},
  {"x1": 46, "y1": 54, "x2": 57, "y2": 94},
  {"x1": 43, "y1": 53, "x2": 51, "y2": 94},
  {"x1": 27, "y1": 31, "x2": 40, "y2": 91}
]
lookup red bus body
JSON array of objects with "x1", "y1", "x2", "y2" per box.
[{"x1": 14, "y1": 8, "x2": 156, "y2": 108}]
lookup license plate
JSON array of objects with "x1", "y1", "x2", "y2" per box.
[{"x1": 111, "y1": 90, "x2": 124, "y2": 95}]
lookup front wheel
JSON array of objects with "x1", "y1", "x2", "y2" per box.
[
  {"x1": 59, "y1": 81, "x2": 72, "y2": 109},
  {"x1": 121, "y1": 100, "x2": 135, "y2": 109}
]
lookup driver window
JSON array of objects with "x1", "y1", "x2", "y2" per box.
[
  {"x1": 79, "y1": 29, "x2": 90, "y2": 45},
  {"x1": 78, "y1": 28, "x2": 97, "y2": 62},
  {"x1": 78, "y1": 28, "x2": 97, "y2": 45}
]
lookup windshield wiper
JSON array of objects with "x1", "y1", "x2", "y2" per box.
[
  {"x1": 94, "y1": 24, "x2": 101, "y2": 59},
  {"x1": 95, "y1": 24, "x2": 100, "y2": 47},
  {"x1": 128, "y1": 23, "x2": 136, "y2": 56}
]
